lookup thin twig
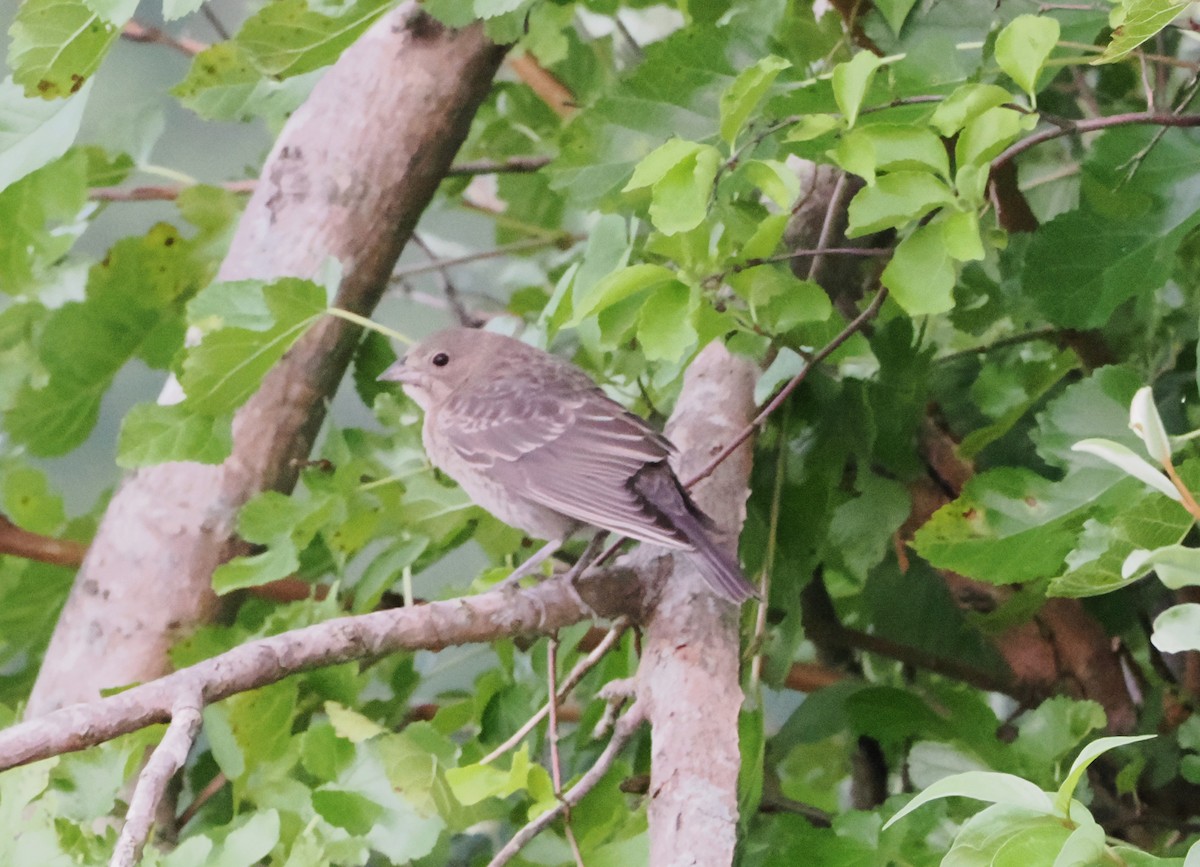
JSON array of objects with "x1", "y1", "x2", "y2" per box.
[
  {"x1": 89, "y1": 158, "x2": 549, "y2": 203},
  {"x1": 410, "y1": 234, "x2": 480, "y2": 327},
  {"x1": 120, "y1": 21, "x2": 207, "y2": 56},
  {"x1": 547, "y1": 638, "x2": 564, "y2": 793},
  {"x1": 683, "y1": 286, "x2": 888, "y2": 489},
  {"x1": 199, "y1": 3, "x2": 229, "y2": 39},
  {"x1": 446, "y1": 156, "x2": 551, "y2": 176},
  {"x1": 993, "y1": 112, "x2": 1200, "y2": 169},
  {"x1": 933, "y1": 326, "x2": 1058, "y2": 362},
  {"x1": 390, "y1": 235, "x2": 583, "y2": 281},
  {"x1": 806, "y1": 173, "x2": 852, "y2": 285},
  {"x1": 487, "y1": 702, "x2": 645, "y2": 867},
  {"x1": 90, "y1": 180, "x2": 257, "y2": 201},
  {"x1": 479, "y1": 618, "x2": 630, "y2": 765},
  {"x1": 176, "y1": 771, "x2": 226, "y2": 829},
  {"x1": 110, "y1": 695, "x2": 203, "y2": 867},
  {"x1": 749, "y1": 407, "x2": 788, "y2": 691},
  {"x1": 545, "y1": 639, "x2": 585, "y2": 867}
]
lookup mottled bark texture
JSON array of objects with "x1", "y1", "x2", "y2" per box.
[
  {"x1": 29, "y1": 5, "x2": 507, "y2": 714},
  {"x1": 628, "y1": 342, "x2": 758, "y2": 867}
]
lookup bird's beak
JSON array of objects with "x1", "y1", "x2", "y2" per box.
[{"x1": 377, "y1": 359, "x2": 416, "y2": 384}]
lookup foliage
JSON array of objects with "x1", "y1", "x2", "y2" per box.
[{"x1": 5, "y1": 0, "x2": 1200, "y2": 863}]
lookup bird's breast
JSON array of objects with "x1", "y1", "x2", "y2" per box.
[{"x1": 421, "y1": 414, "x2": 578, "y2": 542}]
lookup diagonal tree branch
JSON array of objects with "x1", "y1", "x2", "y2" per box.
[{"x1": 28, "y1": 4, "x2": 509, "y2": 715}]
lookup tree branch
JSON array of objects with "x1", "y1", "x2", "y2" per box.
[
  {"x1": 29, "y1": 4, "x2": 509, "y2": 715},
  {"x1": 684, "y1": 286, "x2": 888, "y2": 488},
  {"x1": 110, "y1": 694, "x2": 203, "y2": 867},
  {"x1": 994, "y1": 112, "x2": 1200, "y2": 169},
  {"x1": 0, "y1": 572, "x2": 642, "y2": 774},
  {"x1": 487, "y1": 702, "x2": 646, "y2": 867},
  {"x1": 0, "y1": 514, "x2": 87, "y2": 568}
]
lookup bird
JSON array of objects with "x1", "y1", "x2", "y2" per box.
[{"x1": 377, "y1": 327, "x2": 755, "y2": 603}]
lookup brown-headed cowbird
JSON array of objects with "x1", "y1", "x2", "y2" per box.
[{"x1": 378, "y1": 328, "x2": 754, "y2": 603}]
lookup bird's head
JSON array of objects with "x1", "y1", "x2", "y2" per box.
[{"x1": 377, "y1": 328, "x2": 493, "y2": 411}]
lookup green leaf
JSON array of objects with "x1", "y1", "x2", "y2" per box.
[
  {"x1": 162, "y1": 0, "x2": 206, "y2": 20},
  {"x1": 741, "y1": 159, "x2": 801, "y2": 209},
  {"x1": 211, "y1": 490, "x2": 335, "y2": 593},
  {"x1": 880, "y1": 221, "x2": 955, "y2": 316},
  {"x1": 116, "y1": 403, "x2": 233, "y2": 468},
  {"x1": 719, "y1": 54, "x2": 790, "y2": 146},
  {"x1": 785, "y1": 113, "x2": 839, "y2": 142},
  {"x1": 955, "y1": 106, "x2": 1037, "y2": 170},
  {"x1": 181, "y1": 278, "x2": 326, "y2": 416},
  {"x1": 649, "y1": 144, "x2": 721, "y2": 235},
  {"x1": 883, "y1": 771, "x2": 1054, "y2": 830},
  {"x1": 0, "y1": 149, "x2": 89, "y2": 294},
  {"x1": 445, "y1": 745, "x2": 540, "y2": 806},
  {"x1": 959, "y1": 349, "x2": 1075, "y2": 458},
  {"x1": 624, "y1": 139, "x2": 704, "y2": 191},
  {"x1": 941, "y1": 804, "x2": 1088, "y2": 866},
  {"x1": 237, "y1": 0, "x2": 393, "y2": 78},
  {"x1": 1126, "y1": 545, "x2": 1200, "y2": 589},
  {"x1": 930, "y1": 83, "x2": 1014, "y2": 137},
  {"x1": 312, "y1": 788, "x2": 385, "y2": 836},
  {"x1": 0, "y1": 76, "x2": 92, "y2": 194},
  {"x1": 1152, "y1": 603, "x2": 1200, "y2": 653},
  {"x1": 874, "y1": 0, "x2": 918, "y2": 35},
  {"x1": 568, "y1": 264, "x2": 677, "y2": 327},
  {"x1": 1049, "y1": 460, "x2": 1200, "y2": 597},
  {"x1": 1055, "y1": 735, "x2": 1155, "y2": 815},
  {"x1": 326, "y1": 702, "x2": 388, "y2": 743},
  {"x1": 834, "y1": 125, "x2": 950, "y2": 184},
  {"x1": 8, "y1": 0, "x2": 119, "y2": 99},
  {"x1": 172, "y1": 42, "x2": 316, "y2": 123},
  {"x1": 994, "y1": 15, "x2": 1060, "y2": 103},
  {"x1": 846, "y1": 171, "x2": 954, "y2": 237},
  {"x1": 1024, "y1": 127, "x2": 1200, "y2": 327},
  {"x1": 638, "y1": 281, "x2": 698, "y2": 362},
  {"x1": 912, "y1": 468, "x2": 1138, "y2": 585},
  {"x1": 1094, "y1": 0, "x2": 1190, "y2": 65},
  {"x1": 831, "y1": 51, "x2": 885, "y2": 128},
  {"x1": 7, "y1": 223, "x2": 205, "y2": 456}
]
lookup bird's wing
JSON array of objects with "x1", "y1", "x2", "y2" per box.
[{"x1": 436, "y1": 374, "x2": 692, "y2": 548}]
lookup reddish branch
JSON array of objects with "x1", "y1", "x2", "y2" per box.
[
  {"x1": 994, "y1": 111, "x2": 1200, "y2": 168},
  {"x1": 0, "y1": 514, "x2": 87, "y2": 568}
]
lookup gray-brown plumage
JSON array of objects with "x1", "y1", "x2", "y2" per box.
[{"x1": 378, "y1": 327, "x2": 755, "y2": 603}]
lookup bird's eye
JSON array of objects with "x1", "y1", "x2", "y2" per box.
[{"x1": 432, "y1": 352, "x2": 450, "y2": 367}]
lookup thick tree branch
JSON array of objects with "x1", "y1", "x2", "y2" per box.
[
  {"x1": 635, "y1": 341, "x2": 758, "y2": 867},
  {"x1": 29, "y1": 4, "x2": 508, "y2": 715}
]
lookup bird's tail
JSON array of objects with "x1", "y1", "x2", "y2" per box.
[
  {"x1": 631, "y1": 463, "x2": 758, "y2": 603},
  {"x1": 680, "y1": 515, "x2": 758, "y2": 603}
]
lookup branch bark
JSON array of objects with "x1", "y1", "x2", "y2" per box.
[
  {"x1": 29, "y1": 5, "x2": 507, "y2": 714},
  {"x1": 634, "y1": 342, "x2": 758, "y2": 867},
  {"x1": 0, "y1": 571, "x2": 647, "y2": 774}
]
